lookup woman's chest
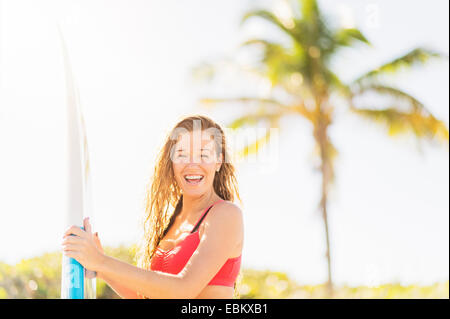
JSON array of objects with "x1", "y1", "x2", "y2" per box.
[{"x1": 158, "y1": 218, "x2": 205, "y2": 251}]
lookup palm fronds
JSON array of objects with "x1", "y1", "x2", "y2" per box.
[
  {"x1": 353, "y1": 47, "x2": 446, "y2": 85},
  {"x1": 228, "y1": 112, "x2": 281, "y2": 159},
  {"x1": 334, "y1": 28, "x2": 370, "y2": 47},
  {"x1": 200, "y1": 96, "x2": 283, "y2": 108},
  {"x1": 350, "y1": 84, "x2": 449, "y2": 145},
  {"x1": 350, "y1": 106, "x2": 449, "y2": 144},
  {"x1": 241, "y1": 10, "x2": 301, "y2": 44}
]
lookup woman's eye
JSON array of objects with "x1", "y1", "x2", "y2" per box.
[{"x1": 175, "y1": 154, "x2": 187, "y2": 160}]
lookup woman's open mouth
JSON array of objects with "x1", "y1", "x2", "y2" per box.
[{"x1": 184, "y1": 175, "x2": 204, "y2": 185}]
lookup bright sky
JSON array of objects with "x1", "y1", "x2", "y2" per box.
[{"x1": 0, "y1": 0, "x2": 448, "y2": 287}]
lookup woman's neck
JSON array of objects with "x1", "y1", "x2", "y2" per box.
[{"x1": 180, "y1": 191, "x2": 222, "y2": 219}]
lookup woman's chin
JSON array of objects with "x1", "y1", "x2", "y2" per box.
[
  {"x1": 182, "y1": 189, "x2": 204, "y2": 197},
  {"x1": 181, "y1": 185, "x2": 208, "y2": 197}
]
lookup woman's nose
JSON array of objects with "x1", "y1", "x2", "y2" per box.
[{"x1": 187, "y1": 154, "x2": 202, "y2": 164}]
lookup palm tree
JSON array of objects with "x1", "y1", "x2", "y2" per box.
[{"x1": 195, "y1": 0, "x2": 449, "y2": 296}]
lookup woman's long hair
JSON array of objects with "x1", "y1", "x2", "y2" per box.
[{"x1": 136, "y1": 115, "x2": 242, "y2": 298}]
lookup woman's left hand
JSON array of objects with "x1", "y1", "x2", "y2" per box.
[{"x1": 62, "y1": 217, "x2": 105, "y2": 271}]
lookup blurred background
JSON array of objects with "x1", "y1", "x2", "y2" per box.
[{"x1": 0, "y1": 0, "x2": 448, "y2": 298}]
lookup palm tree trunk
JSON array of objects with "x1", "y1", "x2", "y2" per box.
[
  {"x1": 314, "y1": 112, "x2": 334, "y2": 297},
  {"x1": 320, "y1": 159, "x2": 333, "y2": 297}
]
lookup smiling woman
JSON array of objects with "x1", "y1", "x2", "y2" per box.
[
  {"x1": 138, "y1": 115, "x2": 244, "y2": 298},
  {"x1": 62, "y1": 114, "x2": 244, "y2": 299}
]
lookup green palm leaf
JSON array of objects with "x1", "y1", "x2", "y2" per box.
[
  {"x1": 200, "y1": 97, "x2": 283, "y2": 108},
  {"x1": 334, "y1": 28, "x2": 370, "y2": 47},
  {"x1": 350, "y1": 83, "x2": 449, "y2": 144},
  {"x1": 242, "y1": 38, "x2": 306, "y2": 86},
  {"x1": 350, "y1": 106, "x2": 449, "y2": 145},
  {"x1": 228, "y1": 112, "x2": 281, "y2": 158},
  {"x1": 352, "y1": 84, "x2": 431, "y2": 112},
  {"x1": 199, "y1": 96, "x2": 314, "y2": 123},
  {"x1": 353, "y1": 47, "x2": 445, "y2": 85},
  {"x1": 238, "y1": 128, "x2": 273, "y2": 158},
  {"x1": 241, "y1": 10, "x2": 301, "y2": 44},
  {"x1": 300, "y1": 0, "x2": 321, "y2": 22}
]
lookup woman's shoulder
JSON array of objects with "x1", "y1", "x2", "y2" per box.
[
  {"x1": 211, "y1": 200, "x2": 243, "y2": 224},
  {"x1": 216, "y1": 199, "x2": 241, "y2": 211},
  {"x1": 199, "y1": 199, "x2": 244, "y2": 241}
]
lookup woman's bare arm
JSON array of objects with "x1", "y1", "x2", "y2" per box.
[
  {"x1": 63, "y1": 203, "x2": 243, "y2": 299},
  {"x1": 95, "y1": 203, "x2": 243, "y2": 299},
  {"x1": 91, "y1": 232, "x2": 140, "y2": 298},
  {"x1": 96, "y1": 255, "x2": 185, "y2": 299},
  {"x1": 97, "y1": 271, "x2": 141, "y2": 299}
]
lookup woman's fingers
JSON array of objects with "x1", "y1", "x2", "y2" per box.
[
  {"x1": 63, "y1": 251, "x2": 79, "y2": 259},
  {"x1": 61, "y1": 221, "x2": 103, "y2": 270},
  {"x1": 62, "y1": 235, "x2": 84, "y2": 245},
  {"x1": 62, "y1": 243, "x2": 81, "y2": 252},
  {"x1": 83, "y1": 217, "x2": 92, "y2": 234},
  {"x1": 93, "y1": 232, "x2": 103, "y2": 251},
  {"x1": 64, "y1": 225, "x2": 86, "y2": 238}
]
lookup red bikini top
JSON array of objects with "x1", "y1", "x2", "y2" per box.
[{"x1": 149, "y1": 199, "x2": 241, "y2": 287}]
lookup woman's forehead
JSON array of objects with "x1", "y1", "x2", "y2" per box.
[{"x1": 175, "y1": 131, "x2": 216, "y2": 149}]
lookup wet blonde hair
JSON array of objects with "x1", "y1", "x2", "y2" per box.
[{"x1": 137, "y1": 115, "x2": 242, "y2": 298}]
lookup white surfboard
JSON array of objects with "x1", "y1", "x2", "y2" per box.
[{"x1": 59, "y1": 27, "x2": 96, "y2": 299}]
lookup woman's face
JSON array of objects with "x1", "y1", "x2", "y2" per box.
[{"x1": 172, "y1": 130, "x2": 222, "y2": 198}]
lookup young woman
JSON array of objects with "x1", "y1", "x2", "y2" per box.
[{"x1": 62, "y1": 115, "x2": 244, "y2": 299}]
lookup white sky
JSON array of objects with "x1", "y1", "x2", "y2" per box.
[{"x1": 0, "y1": 0, "x2": 448, "y2": 287}]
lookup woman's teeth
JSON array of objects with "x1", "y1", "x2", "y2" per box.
[{"x1": 184, "y1": 175, "x2": 204, "y2": 185}]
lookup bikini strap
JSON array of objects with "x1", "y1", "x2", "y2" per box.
[{"x1": 190, "y1": 200, "x2": 224, "y2": 233}]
